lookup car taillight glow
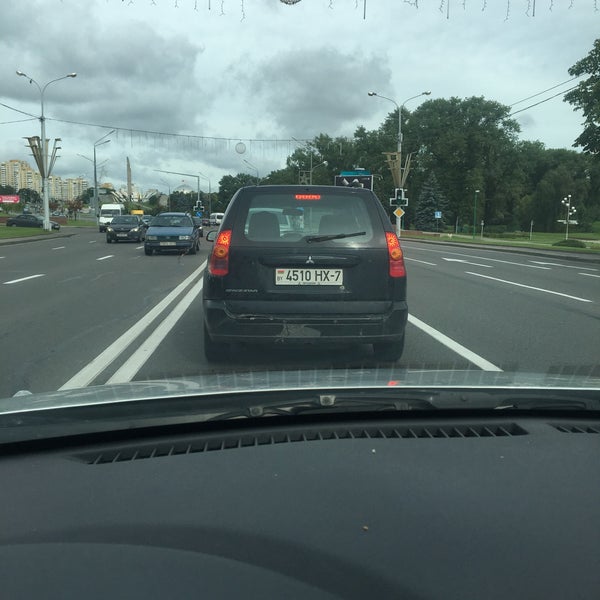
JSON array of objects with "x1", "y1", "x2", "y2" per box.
[
  {"x1": 385, "y1": 231, "x2": 406, "y2": 278},
  {"x1": 209, "y1": 229, "x2": 232, "y2": 276},
  {"x1": 295, "y1": 194, "x2": 321, "y2": 200}
]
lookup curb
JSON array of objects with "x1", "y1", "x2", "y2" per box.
[{"x1": 399, "y1": 236, "x2": 600, "y2": 264}]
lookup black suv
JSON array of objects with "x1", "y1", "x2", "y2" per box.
[{"x1": 202, "y1": 185, "x2": 408, "y2": 362}]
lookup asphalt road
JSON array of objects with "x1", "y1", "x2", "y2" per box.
[{"x1": 1, "y1": 228, "x2": 598, "y2": 398}]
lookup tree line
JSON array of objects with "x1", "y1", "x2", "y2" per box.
[{"x1": 220, "y1": 40, "x2": 600, "y2": 234}]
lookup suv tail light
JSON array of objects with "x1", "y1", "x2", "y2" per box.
[
  {"x1": 208, "y1": 229, "x2": 232, "y2": 276},
  {"x1": 385, "y1": 232, "x2": 406, "y2": 278}
]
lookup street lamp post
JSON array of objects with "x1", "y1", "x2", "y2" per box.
[
  {"x1": 367, "y1": 90, "x2": 431, "y2": 186},
  {"x1": 561, "y1": 194, "x2": 576, "y2": 240},
  {"x1": 93, "y1": 130, "x2": 114, "y2": 214},
  {"x1": 368, "y1": 90, "x2": 431, "y2": 236},
  {"x1": 154, "y1": 170, "x2": 201, "y2": 213},
  {"x1": 159, "y1": 179, "x2": 172, "y2": 211},
  {"x1": 309, "y1": 159, "x2": 328, "y2": 185},
  {"x1": 472, "y1": 189, "x2": 480, "y2": 239},
  {"x1": 243, "y1": 159, "x2": 260, "y2": 185},
  {"x1": 197, "y1": 171, "x2": 212, "y2": 215},
  {"x1": 16, "y1": 70, "x2": 77, "y2": 231}
]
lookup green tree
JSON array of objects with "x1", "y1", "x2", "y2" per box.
[
  {"x1": 216, "y1": 173, "x2": 258, "y2": 210},
  {"x1": 407, "y1": 97, "x2": 521, "y2": 229},
  {"x1": 414, "y1": 173, "x2": 448, "y2": 231},
  {"x1": 169, "y1": 190, "x2": 195, "y2": 213},
  {"x1": 0, "y1": 184, "x2": 16, "y2": 195},
  {"x1": 564, "y1": 38, "x2": 600, "y2": 155},
  {"x1": 17, "y1": 188, "x2": 42, "y2": 206}
]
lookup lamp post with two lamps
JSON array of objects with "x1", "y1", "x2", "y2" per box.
[
  {"x1": 242, "y1": 159, "x2": 260, "y2": 185},
  {"x1": 367, "y1": 90, "x2": 431, "y2": 188},
  {"x1": 561, "y1": 194, "x2": 576, "y2": 240},
  {"x1": 92, "y1": 130, "x2": 115, "y2": 214},
  {"x1": 16, "y1": 70, "x2": 77, "y2": 230}
]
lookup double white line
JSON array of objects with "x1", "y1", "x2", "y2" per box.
[{"x1": 60, "y1": 261, "x2": 206, "y2": 390}]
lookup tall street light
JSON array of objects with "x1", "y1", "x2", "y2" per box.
[
  {"x1": 197, "y1": 171, "x2": 212, "y2": 215},
  {"x1": 367, "y1": 90, "x2": 431, "y2": 188},
  {"x1": 561, "y1": 194, "x2": 576, "y2": 240},
  {"x1": 309, "y1": 160, "x2": 328, "y2": 185},
  {"x1": 16, "y1": 70, "x2": 77, "y2": 231},
  {"x1": 159, "y1": 178, "x2": 172, "y2": 210},
  {"x1": 243, "y1": 159, "x2": 260, "y2": 185},
  {"x1": 472, "y1": 189, "x2": 480, "y2": 239},
  {"x1": 93, "y1": 130, "x2": 115, "y2": 214},
  {"x1": 154, "y1": 169, "x2": 201, "y2": 212}
]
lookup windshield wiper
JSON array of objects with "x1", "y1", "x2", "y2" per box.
[{"x1": 305, "y1": 231, "x2": 366, "y2": 243}]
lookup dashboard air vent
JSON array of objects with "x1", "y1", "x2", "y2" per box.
[{"x1": 77, "y1": 422, "x2": 528, "y2": 465}]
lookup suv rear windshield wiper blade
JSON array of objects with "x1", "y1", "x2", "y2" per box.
[{"x1": 305, "y1": 231, "x2": 366, "y2": 243}]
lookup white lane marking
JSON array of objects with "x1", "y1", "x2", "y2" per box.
[
  {"x1": 529, "y1": 260, "x2": 598, "y2": 271},
  {"x1": 4, "y1": 274, "x2": 45, "y2": 285},
  {"x1": 466, "y1": 272, "x2": 593, "y2": 303},
  {"x1": 408, "y1": 314, "x2": 502, "y2": 372},
  {"x1": 409, "y1": 246, "x2": 550, "y2": 269},
  {"x1": 442, "y1": 257, "x2": 492, "y2": 268},
  {"x1": 89, "y1": 240, "x2": 97, "y2": 244},
  {"x1": 59, "y1": 261, "x2": 207, "y2": 390},
  {"x1": 96, "y1": 255, "x2": 114, "y2": 261},
  {"x1": 52, "y1": 246, "x2": 66, "y2": 250},
  {"x1": 108, "y1": 278, "x2": 204, "y2": 384},
  {"x1": 136, "y1": 245, "x2": 144, "y2": 249},
  {"x1": 579, "y1": 272, "x2": 600, "y2": 279},
  {"x1": 405, "y1": 257, "x2": 437, "y2": 266}
]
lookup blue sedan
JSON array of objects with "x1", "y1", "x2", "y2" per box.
[{"x1": 144, "y1": 212, "x2": 200, "y2": 256}]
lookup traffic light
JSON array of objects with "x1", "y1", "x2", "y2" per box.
[{"x1": 390, "y1": 188, "x2": 408, "y2": 207}]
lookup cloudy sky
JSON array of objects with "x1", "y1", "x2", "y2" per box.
[{"x1": 0, "y1": 0, "x2": 598, "y2": 194}]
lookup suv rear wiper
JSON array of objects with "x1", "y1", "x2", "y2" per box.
[{"x1": 305, "y1": 231, "x2": 366, "y2": 243}]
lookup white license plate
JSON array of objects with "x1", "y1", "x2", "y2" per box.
[
  {"x1": 117, "y1": 233, "x2": 128, "y2": 237},
  {"x1": 159, "y1": 241, "x2": 176, "y2": 246},
  {"x1": 275, "y1": 268, "x2": 343, "y2": 286}
]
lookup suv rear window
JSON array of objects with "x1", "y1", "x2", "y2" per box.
[{"x1": 238, "y1": 191, "x2": 377, "y2": 245}]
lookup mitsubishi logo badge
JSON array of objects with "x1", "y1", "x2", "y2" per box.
[{"x1": 306, "y1": 255, "x2": 315, "y2": 264}]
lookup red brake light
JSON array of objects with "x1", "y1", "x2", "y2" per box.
[
  {"x1": 209, "y1": 229, "x2": 232, "y2": 276},
  {"x1": 295, "y1": 194, "x2": 321, "y2": 200},
  {"x1": 385, "y1": 231, "x2": 406, "y2": 278}
]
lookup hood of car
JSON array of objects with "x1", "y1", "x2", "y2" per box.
[
  {"x1": 3, "y1": 369, "x2": 599, "y2": 414},
  {"x1": 109, "y1": 223, "x2": 139, "y2": 231}
]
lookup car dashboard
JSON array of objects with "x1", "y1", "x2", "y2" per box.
[{"x1": 0, "y1": 409, "x2": 598, "y2": 599}]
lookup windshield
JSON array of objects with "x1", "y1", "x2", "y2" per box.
[
  {"x1": 111, "y1": 216, "x2": 138, "y2": 225},
  {"x1": 0, "y1": 2, "x2": 598, "y2": 414}
]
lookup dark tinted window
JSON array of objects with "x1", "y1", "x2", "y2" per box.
[
  {"x1": 152, "y1": 215, "x2": 193, "y2": 227},
  {"x1": 112, "y1": 216, "x2": 138, "y2": 224},
  {"x1": 237, "y1": 191, "x2": 377, "y2": 245}
]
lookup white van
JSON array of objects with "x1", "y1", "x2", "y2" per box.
[
  {"x1": 98, "y1": 203, "x2": 124, "y2": 232},
  {"x1": 210, "y1": 212, "x2": 224, "y2": 226}
]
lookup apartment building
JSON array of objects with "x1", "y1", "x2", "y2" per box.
[{"x1": 0, "y1": 159, "x2": 88, "y2": 201}]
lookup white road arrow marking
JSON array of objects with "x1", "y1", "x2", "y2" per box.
[
  {"x1": 529, "y1": 261, "x2": 598, "y2": 272},
  {"x1": 443, "y1": 258, "x2": 493, "y2": 268}
]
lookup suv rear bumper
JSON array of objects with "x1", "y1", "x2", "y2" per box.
[{"x1": 204, "y1": 300, "x2": 408, "y2": 344}]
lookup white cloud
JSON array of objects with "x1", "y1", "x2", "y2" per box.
[{"x1": 0, "y1": 0, "x2": 597, "y2": 191}]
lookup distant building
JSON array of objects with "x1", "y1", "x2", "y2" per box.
[{"x1": 0, "y1": 159, "x2": 88, "y2": 202}]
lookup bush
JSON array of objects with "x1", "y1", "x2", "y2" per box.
[{"x1": 552, "y1": 239, "x2": 587, "y2": 248}]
